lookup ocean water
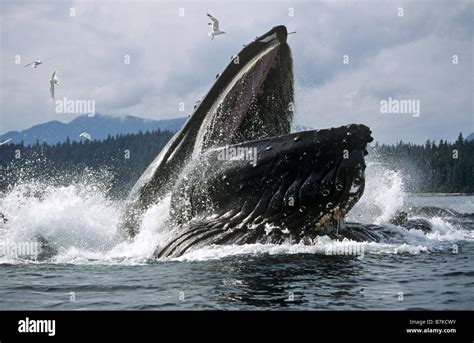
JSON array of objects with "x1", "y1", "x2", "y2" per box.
[{"x1": 0, "y1": 164, "x2": 473, "y2": 310}]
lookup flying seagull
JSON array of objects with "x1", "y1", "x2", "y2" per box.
[
  {"x1": 207, "y1": 14, "x2": 226, "y2": 40},
  {"x1": 79, "y1": 132, "x2": 92, "y2": 141},
  {"x1": 24, "y1": 59, "x2": 51, "y2": 68},
  {"x1": 49, "y1": 70, "x2": 60, "y2": 99},
  {"x1": 0, "y1": 138, "x2": 12, "y2": 146}
]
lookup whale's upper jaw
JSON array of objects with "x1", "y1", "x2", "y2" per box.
[
  {"x1": 250, "y1": 25, "x2": 288, "y2": 46},
  {"x1": 191, "y1": 25, "x2": 292, "y2": 152},
  {"x1": 174, "y1": 25, "x2": 292, "y2": 158}
]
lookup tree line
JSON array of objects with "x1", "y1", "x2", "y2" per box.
[
  {"x1": 0, "y1": 130, "x2": 174, "y2": 199},
  {"x1": 369, "y1": 133, "x2": 473, "y2": 193},
  {"x1": 0, "y1": 131, "x2": 472, "y2": 196}
]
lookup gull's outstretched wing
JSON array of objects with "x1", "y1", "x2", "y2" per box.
[
  {"x1": 207, "y1": 13, "x2": 219, "y2": 31},
  {"x1": 0, "y1": 139, "x2": 12, "y2": 146},
  {"x1": 50, "y1": 82, "x2": 55, "y2": 99}
]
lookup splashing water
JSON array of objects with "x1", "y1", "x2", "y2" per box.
[
  {"x1": 0, "y1": 163, "x2": 472, "y2": 264},
  {"x1": 0, "y1": 173, "x2": 171, "y2": 265},
  {"x1": 1, "y1": 182, "x2": 120, "y2": 250},
  {"x1": 50, "y1": 196, "x2": 172, "y2": 265},
  {"x1": 347, "y1": 161, "x2": 405, "y2": 224}
]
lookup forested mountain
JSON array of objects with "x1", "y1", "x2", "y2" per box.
[{"x1": 0, "y1": 114, "x2": 186, "y2": 145}]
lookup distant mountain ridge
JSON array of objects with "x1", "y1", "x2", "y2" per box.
[
  {"x1": 0, "y1": 114, "x2": 187, "y2": 146},
  {"x1": 1, "y1": 116, "x2": 471, "y2": 146}
]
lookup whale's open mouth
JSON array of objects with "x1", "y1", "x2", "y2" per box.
[
  {"x1": 121, "y1": 26, "x2": 294, "y2": 237},
  {"x1": 121, "y1": 24, "x2": 374, "y2": 260}
]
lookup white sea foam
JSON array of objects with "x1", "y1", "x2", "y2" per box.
[
  {"x1": 0, "y1": 163, "x2": 472, "y2": 265},
  {"x1": 172, "y1": 239, "x2": 429, "y2": 262},
  {"x1": 347, "y1": 162, "x2": 405, "y2": 224},
  {"x1": 174, "y1": 216, "x2": 471, "y2": 262},
  {"x1": 0, "y1": 179, "x2": 171, "y2": 265}
]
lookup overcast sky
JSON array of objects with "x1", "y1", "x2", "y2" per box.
[{"x1": 0, "y1": 0, "x2": 472, "y2": 143}]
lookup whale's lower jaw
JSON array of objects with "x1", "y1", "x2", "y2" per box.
[
  {"x1": 155, "y1": 210, "x2": 413, "y2": 259},
  {"x1": 154, "y1": 211, "x2": 349, "y2": 259},
  {"x1": 154, "y1": 196, "x2": 376, "y2": 259},
  {"x1": 154, "y1": 125, "x2": 373, "y2": 259}
]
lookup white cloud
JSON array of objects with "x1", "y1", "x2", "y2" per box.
[{"x1": 0, "y1": 0, "x2": 472, "y2": 143}]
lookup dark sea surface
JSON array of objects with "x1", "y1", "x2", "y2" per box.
[
  {"x1": 0, "y1": 242, "x2": 473, "y2": 310},
  {"x1": 1, "y1": 177, "x2": 473, "y2": 310}
]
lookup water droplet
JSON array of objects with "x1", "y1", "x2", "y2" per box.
[{"x1": 322, "y1": 190, "x2": 329, "y2": 196}]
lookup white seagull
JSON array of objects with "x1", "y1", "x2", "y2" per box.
[
  {"x1": 0, "y1": 138, "x2": 12, "y2": 146},
  {"x1": 49, "y1": 70, "x2": 60, "y2": 99},
  {"x1": 79, "y1": 132, "x2": 92, "y2": 141},
  {"x1": 24, "y1": 59, "x2": 51, "y2": 68},
  {"x1": 207, "y1": 14, "x2": 226, "y2": 40}
]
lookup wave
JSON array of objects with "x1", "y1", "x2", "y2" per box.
[
  {"x1": 0, "y1": 164, "x2": 472, "y2": 265},
  {"x1": 173, "y1": 216, "x2": 473, "y2": 262}
]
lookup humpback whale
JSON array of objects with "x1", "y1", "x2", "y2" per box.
[{"x1": 120, "y1": 25, "x2": 375, "y2": 258}]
